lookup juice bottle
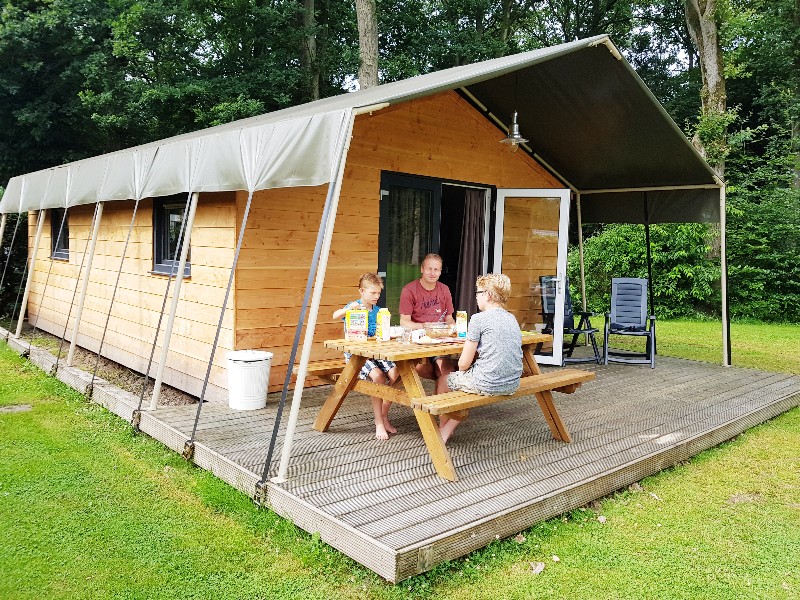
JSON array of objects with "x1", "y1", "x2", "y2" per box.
[
  {"x1": 376, "y1": 308, "x2": 391, "y2": 341},
  {"x1": 456, "y1": 310, "x2": 468, "y2": 339}
]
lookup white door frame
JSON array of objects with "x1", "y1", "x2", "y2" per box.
[{"x1": 493, "y1": 188, "x2": 571, "y2": 366}]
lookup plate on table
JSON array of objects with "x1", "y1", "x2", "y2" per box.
[{"x1": 414, "y1": 336, "x2": 445, "y2": 344}]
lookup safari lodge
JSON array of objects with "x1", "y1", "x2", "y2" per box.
[{"x1": 2, "y1": 36, "x2": 798, "y2": 581}]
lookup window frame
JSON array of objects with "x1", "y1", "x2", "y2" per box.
[
  {"x1": 51, "y1": 208, "x2": 69, "y2": 261},
  {"x1": 152, "y1": 196, "x2": 191, "y2": 277}
]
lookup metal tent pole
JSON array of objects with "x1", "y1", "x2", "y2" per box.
[
  {"x1": 186, "y1": 190, "x2": 255, "y2": 451},
  {"x1": 0, "y1": 213, "x2": 20, "y2": 292},
  {"x1": 66, "y1": 202, "x2": 104, "y2": 366},
  {"x1": 15, "y1": 210, "x2": 45, "y2": 338},
  {"x1": 26, "y1": 207, "x2": 69, "y2": 344},
  {"x1": 90, "y1": 199, "x2": 142, "y2": 394},
  {"x1": 132, "y1": 195, "x2": 191, "y2": 417},
  {"x1": 719, "y1": 184, "x2": 730, "y2": 366},
  {"x1": 0, "y1": 214, "x2": 6, "y2": 257},
  {"x1": 55, "y1": 202, "x2": 99, "y2": 371},
  {"x1": 643, "y1": 192, "x2": 655, "y2": 317},
  {"x1": 576, "y1": 193, "x2": 587, "y2": 312},
  {"x1": 271, "y1": 110, "x2": 356, "y2": 483},
  {"x1": 149, "y1": 192, "x2": 199, "y2": 410}
]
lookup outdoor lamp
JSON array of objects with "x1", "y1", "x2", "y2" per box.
[{"x1": 500, "y1": 111, "x2": 528, "y2": 152}]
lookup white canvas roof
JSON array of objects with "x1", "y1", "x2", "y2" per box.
[{"x1": 0, "y1": 35, "x2": 720, "y2": 223}]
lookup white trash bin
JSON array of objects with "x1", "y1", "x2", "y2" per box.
[{"x1": 226, "y1": 350, "x2": 273, "y2": 410}]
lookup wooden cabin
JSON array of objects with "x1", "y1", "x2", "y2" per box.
[{"x1": 24, "y1": 90, "x2": 564, "y2": 401}]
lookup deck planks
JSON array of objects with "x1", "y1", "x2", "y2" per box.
[{"x1": 5, "y1": 325, "x2": 798, "y2": 583}]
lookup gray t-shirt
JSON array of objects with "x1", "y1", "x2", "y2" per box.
[{"x1": 466, "y1": 308, "x2": 523, "y2": 394}]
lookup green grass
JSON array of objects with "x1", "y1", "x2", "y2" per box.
[
  {"x1": 1, "y1": 322, "x2": 799, "y2": 599},
  {"x1": 603, "y1": 319, "x2": 800, "y2": 374}
]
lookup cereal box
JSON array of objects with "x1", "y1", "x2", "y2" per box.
[{"x1": 345, "y1": 309, "x2": 369, "y2": 341}]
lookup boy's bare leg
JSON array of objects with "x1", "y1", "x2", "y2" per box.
[
  {"x1": 370, "y1": 367, "x2": 396, "y2": 436},
  {"x1": 434, "y1": 357, "x2": 455, "y2": 394},
  {"x1": 370, "y1": 396, "x2": 389, "y2": 440},
  {"x1": 440, "y1": 417, "x2": 460, "y2": 444}
]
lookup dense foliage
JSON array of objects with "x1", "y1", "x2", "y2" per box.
[{"x1": 0, "y1": 0, "x2": 798, "y2": 321}]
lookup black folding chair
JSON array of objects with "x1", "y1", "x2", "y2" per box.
[
  {"x1": 540, "y1": 275, "x2": 601, "y2": 366},
  {"x1": 603, "y1": 277, "x2": 656, "y2": 368}
]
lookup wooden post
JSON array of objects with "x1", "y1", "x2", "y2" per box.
[
  {"x1": 15, "y1": 210, "x2": 45, "y2": 338},
  {"x1": 67, "y1": 202, "x2": 104, "y2": 366},
  {"x1": 149, "y1": 192, "x2": 199, "y2": 410}
]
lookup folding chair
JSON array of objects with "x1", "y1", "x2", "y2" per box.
[
  {"x1": 540, "y1": 275, "x2": 601, "y2": 365},
  {"x1": 603, "y1": 277, "x2": 656, "y2": 368}
]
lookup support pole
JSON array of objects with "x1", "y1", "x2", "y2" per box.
[
  {"x1": 576, "y1": 193, "x2": 587, "y2": 312},
  {"x1": 643, "y1": 193, "x2": 655, "y2": 317},
  {"x1": 67, "y1": 202, "x2": 104, "y2": 366},
  {"x1": 719, "y1": 185, "x2": 731, "y2": 366},
  {"x1": 149, "y1": 192, "x2": 199, "y2": 410},
  {"x1": 272, "y1": 110, "x2": 356, "y2": 483},
  {"x1": 15, "y1": 210, "x2": 45, "y2": 338},
  {"x1": 0, "y1": 214, "x2": 6, "y2": 256}
]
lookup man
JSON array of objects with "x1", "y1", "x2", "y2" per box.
[{"x1": 398, "y1": 253, "x2": 456, "y2": 394}]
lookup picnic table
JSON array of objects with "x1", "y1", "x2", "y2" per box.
[{"x1": 304, "y1": 332, "x2": 594, "y2": 481}]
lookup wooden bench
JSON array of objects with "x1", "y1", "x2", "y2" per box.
[
  {"x1": 410, "y1": 368, "x2": 596, "y2": 443},
  {"x1": 293, "y1": 359, "x2": 345, "y2": 383}
]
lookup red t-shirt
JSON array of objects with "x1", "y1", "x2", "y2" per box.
[{"x1": 398, "y1": 280, "x2": 454, "y2": 324}]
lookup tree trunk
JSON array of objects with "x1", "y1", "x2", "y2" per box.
[
  {"x1": 792, "y1": 0, "x2": 800, "y2": 188},
  {"x1": 354, "y1": 0, "x2": 378, "y2": 89},
  {"x1": 683, "y1": 0, "x2": 726, "y2": 177},
  {"x1": 300, "y1": 0, "x2": 319, "y2": 100}
]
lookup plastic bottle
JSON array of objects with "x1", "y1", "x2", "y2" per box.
[
  {"x1": 376, "y1": 308, "x2": 391, "y2": 341},
  {"x1": 456, "y1": 310, "x2": 468, "y2": 339}
]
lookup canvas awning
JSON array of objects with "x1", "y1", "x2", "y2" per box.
[{"x1": 0, "y1": 35, "x2": 720, "y2": 222}]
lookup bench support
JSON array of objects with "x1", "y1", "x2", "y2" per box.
[{"x1": 313, "y1": 355, "x2": 365, "y2": 432}]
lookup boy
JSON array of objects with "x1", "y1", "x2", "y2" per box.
[{"x1": 333, "y1": 273, "x2": 399, "y2": 439}]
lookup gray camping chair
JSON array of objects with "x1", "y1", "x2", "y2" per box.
[
  {"x1": 603, "y1": 277, "x2": 656, "y2": 368},
  {"x1": 540, "y1": 275, "x2": 601, "y2": 365}
]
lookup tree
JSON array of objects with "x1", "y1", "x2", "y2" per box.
[{"x1": 355, "y1": 0, "x2": 379, "y2": 87}]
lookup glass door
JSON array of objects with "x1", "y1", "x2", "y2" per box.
[{"x1": 493, "y1": 189, "x2": 570, "y2": 366}]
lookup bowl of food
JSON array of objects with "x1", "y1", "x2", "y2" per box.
[{"x1": 423, "y1": 322, "x2": 456, "y2": 339}]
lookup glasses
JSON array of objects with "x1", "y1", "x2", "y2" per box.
[{"x1": 475, "y1": 290, "x2": 486, "y2": 295}]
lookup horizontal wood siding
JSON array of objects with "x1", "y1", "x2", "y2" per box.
[
  {"x1": 26, "y1": 193, "x2": 236, "y2": 402},
  {"x1": 235, "y1": 91, "x2": 561, "y2": 391}
]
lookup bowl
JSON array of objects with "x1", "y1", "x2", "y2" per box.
[{"x1": 423, "y1": 322, "x2": 456, "y2": 338}]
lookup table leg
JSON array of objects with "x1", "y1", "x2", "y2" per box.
[
  {"x1": 313, "y1": 356, "x2": 366, "y2": 432},
  {"x1": 397, "y1": 361, "x2": 457, "y2": 481},
  {"x1": 534, "y1": 390, "x2": 572, "y2": 443},
  {"x1": 522, "y1": 345, "x2": 542, "y2": 376}
]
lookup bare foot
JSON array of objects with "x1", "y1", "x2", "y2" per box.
[
  {"x1": 383, "y1": 418, "x2": 397, "y2": 434},
  {"x1": 440, "y1": 419, "x2": 459, "y2": 444},
  {"x1": 375, "y1": 423, "x2": 389, "y2": 440}
]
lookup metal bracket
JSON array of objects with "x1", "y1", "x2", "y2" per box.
[
  {"x1": 181, "y1": 440, "x2": 195, "y2": 461},
  {"x1": 21, "y1": 348, "x2": 30, "y2": 358},
  {"x1": 131, "y1": 409, "x2": 141, "y2": 432},
  {"x1": 49, "y1": 363, "x2": 59, "y2": 376},
  {"x1": 85, "y1": 383, "x2": 94, "y2": 401},
  {"x1": 254, "y1": 480, "x2": 269, "y2": 508}
]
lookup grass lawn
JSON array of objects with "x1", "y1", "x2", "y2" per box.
[{"x1": 1, "y1": 321, "x2": 798, "y2": 599}]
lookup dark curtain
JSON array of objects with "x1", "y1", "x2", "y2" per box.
[{"x1": 455, "y1": 189, "x2": 485, "y2": 315}]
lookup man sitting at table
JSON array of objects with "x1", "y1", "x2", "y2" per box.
[{"x1": 399, "y1": 253, "x2": 456, "y2": 395}]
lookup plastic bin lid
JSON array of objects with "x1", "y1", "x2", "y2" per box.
[{"x1": 226, "y1": 350, "x2": 273, "y2": 363}]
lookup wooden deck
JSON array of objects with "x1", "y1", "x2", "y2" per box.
[{"x1": 5, "y1": 328, "x2": 800, "y2": 582}]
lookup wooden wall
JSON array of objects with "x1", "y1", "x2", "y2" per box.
[
  {"x1": 25, "y1": 193, "x2": 236, "y2": 402},
  {"x1": 235, "y1": 90, "x2": 561, "y2": 390},
  {"x1": 23, "y1": 89, "x2": 562, "y2": 398}
]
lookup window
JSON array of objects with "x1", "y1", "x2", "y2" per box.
[
  {"x1": 51, "y1": 208, "x2": 69, "y2": 260},
  {"x1": 153, "y1": 196, "x2": 191, "y2": 276}
]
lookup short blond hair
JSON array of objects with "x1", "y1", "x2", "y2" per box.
[
  {"x1": 476, "y1": 273, "x2": 511, "y2": 305},
  {"x1": 358, "y1": 273, "x2": 384, "y2": 290},
  {"x1": 421, "y1": 253, "x2": 443, "y2": 267}
]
